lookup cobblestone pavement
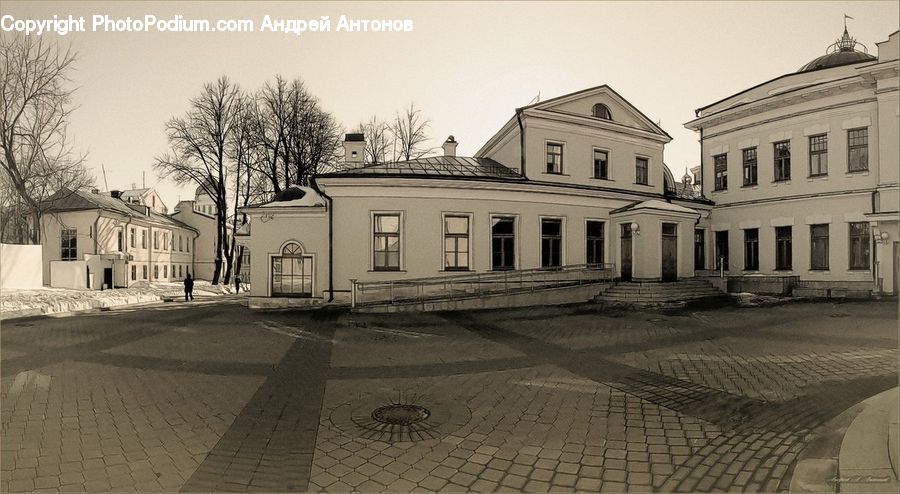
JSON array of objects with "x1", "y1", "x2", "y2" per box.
[{"x1": 1, "y1": 299, "x2": 897, "y2": 492}]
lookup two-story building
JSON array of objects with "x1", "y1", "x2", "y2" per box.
[
  {"x1": 685, "y1": 29, "x2": 899, "y2": 294},
  {"x1": 39, "y1": 188, "x2": 198, "y2": 289},
  {"x1": 241, "y1": 85, "x2": 714, "y2": 306}
]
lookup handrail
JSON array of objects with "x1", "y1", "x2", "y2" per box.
[{"x1": 351, "y1": 263, "x2": 616, "y2": 308}]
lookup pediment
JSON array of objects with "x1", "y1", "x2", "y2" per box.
[{"x1": 529, "y1": 85, "x2": 668, "y2": 137}]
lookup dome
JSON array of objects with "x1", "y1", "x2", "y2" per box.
[{"x1": 797, "y1": 27, "x2": 876, "y2": 73}]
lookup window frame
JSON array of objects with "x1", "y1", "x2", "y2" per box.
[
  {"x1": 773, "y1": 140, "x2": 791, "y2": 182},
  {"x1": 714, "y1": 230, "x2": 729, "y2": 270},
  {"x1": 371, "y1": 211, "x2": 403, "y2": 272},
  {"x1": 490, "y1": 215, "x2": 517, "y2": 271},
  {"x1": 271, "y1": 242, "x2": 315, "y2": 297},
  {"x1": 634, "y1": 156, "x2": 649, "y2": 185},
  {"x1": 743, "y1": 228, "x2": 759, "y2": 271},
  {"x1": 441, "y1": 213, "x2": 472, "y2": 272},
  {"x1": 585, "y1": 219, "x2": 605, "y2": 267},
  {"x1": 545, "y1": 141, "x2": 564, "y2": 175},
  {"x1": 540, "y1": 217, "x2": 564, "y2": 268},
  {"x1": 810, "y1": 224, "x2": 830, "y2": 270},
  {"x1": 592, "y1": 148, "x2": 610, "y2": 180},
  {"x1": 742, "y1": 147, "x2": 758, "y2": 186},
  {"x1": 713, "y1": 154, "x2": 728, "y2": 191},
  {"x1": 847, "y1": 127, "x2": 869, "y2": 172},
  {"x1": 60, "y1": 228, "x2": 77, "y2": 261},
  {"x1": 592, "y1": 103, "x2": 612, "y2": 120},
  {"x1": 848, "y1": 222, "x2": 871, "y2": 270},
  {"x1": 694, "y1": 228, "x2": 705, "y2": 270},
  {"x1": 808, "y1": 134, "x2": 828, "y2": 177},
  {"x1": 775, "y1": 226, "x2": 792, "y2": 271}
]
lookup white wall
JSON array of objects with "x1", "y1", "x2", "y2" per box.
[
  {"x1": 0, "y1": 244, "x2": 43, "y2": 289},
  {"x1": 50, "y1": 260, "x2": 88, "y2": 289}
]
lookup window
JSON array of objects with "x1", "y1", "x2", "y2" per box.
[
  {"x1": 491, "y1": 217, "x2": 516, "y2": 270},
  {"x1": 715, "y1": 231, "x2": 729, "y2": 270},
  {"x1": 694, "y1": 229, "x2": 705, "y2": 270},
  {"x1": 153, "y1": 231, "x2": 159, "y2": 250},
  {"x1": 179, "y1": 235, "x2": 183, "y2": 252},
  {"x1": 141, "y1": 230, "x2": 146, "y2": 249},
  {"x1": 154, "y1": 265, "x2": 159, "y2": 279},
  {"x1": 142, "y1": 265, "x2": 148, "y2": 279},
  {"x1": 443, "y1": 215, "x2": 470, "y2": 271},
  {"x1": 163, "y1": 233, "x2": 168, "y2": 251},
  {"x1": 635, "y1": 157, "x2": 649, "y2": 185},
  {"x1": 848, "y1": 128, "x2": 868, "y2": 172},
  {"x1": 848, "y1": 222, "x2": 870, "y2": 270},
  {"x1": 271, "y1": 243, "x2": 313, "y2": 297},
  {"x1": 61, "y1": 229, "x2": 77, "y2": 260},
  {"x1": 131, "y1": 264, "x2": 136, "y2": 281},
  {"x1": 593, "y1": 149, "x2": 609, "y2": 179},
  {"x1": 163, "y1": 265, "x2": 168, "y2": 279},
  {"x1": 714, "y1": 154, "x2": 728, "y2": 191},
  {"x1": 586, "y1": 221, "x2": 604, "y2": 266},
  {"x1": 810, "y1": 224, "x2": 829, "y2": 270},
  {"x1": 541, "y1": 218, "x2": 563, "y2": 268},
  {"x1": 130, "y1": 228, "x2": 135, "y2": 248},
  {"x1": 775, "y1": 226, "x2": 792, "y2": 271},
  {"x1": 774, "y1": 141, "x2": 791, "y2": 181},
  {"x1": 546, "y1": 143, "x2": 563, "y2": 174},
  {"x1": 742, "y1": 148, "x2": 757, "y2": 186},
  {"x1": 178, "y1": 265, "x2": 182, "y2": 278},
  {"x1": 809, "y1": 134, "x2": 828, "y2": 176},
  {"x1": 117, "y1": 229, "x2": 124, "y2": 252},
  {"x1": 186, "y1": 239, "x2": 190, "y2": 252},
  {"x1": 744, "y1": 229, "x2": 759, "y2": 271},
  {"x1": 373, "y1": 213, "x2": 401, "y2": 271},
  {"x1": 592, "y1": 103, "x2": 612, "y2": 120}
]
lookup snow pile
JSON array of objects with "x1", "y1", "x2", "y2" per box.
[
  {"x1": 732, "y1": 292, "x2": 794, "y2": 308},
  {"x1": 1, "y1": 281, "x2": 236, "y2": 320}
]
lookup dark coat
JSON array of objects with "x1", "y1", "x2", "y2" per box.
[{"x1": 184, "y1": 277, "x2": 194, "y2": 292}]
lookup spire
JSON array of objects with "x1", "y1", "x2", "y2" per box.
[{"x1": 827, "y1": 17, "x2": 867, "y2": 55}]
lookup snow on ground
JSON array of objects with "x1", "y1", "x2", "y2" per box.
[{"x1": 1, "y1": 281, "x2": 240, "y2": 319}]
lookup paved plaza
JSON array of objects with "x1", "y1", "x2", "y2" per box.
[{"x1": 1, "y1": 298, "x2": 897, "y2": 493}]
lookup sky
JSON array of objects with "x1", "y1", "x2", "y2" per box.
[{"x1": 4, "y1": 1, "x2": 899, "y2": 208}]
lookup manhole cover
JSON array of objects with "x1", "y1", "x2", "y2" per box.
[{"x1": 372, "y1": 404, "x2": 430, "y2": 425}]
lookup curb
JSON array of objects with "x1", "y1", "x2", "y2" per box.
[
  {"x1": 1, "y1": 295, "x2": 165, "y2": 322},
  {"x1": 839, "y1": 387, "x2": 900, "y2": 492}
]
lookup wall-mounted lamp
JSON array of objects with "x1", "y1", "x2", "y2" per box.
[
  {"x1": 630, "y1": 222, "x2": 640, "y2": 235},
  {"x1": 879, "y1": 231, "x2": 889, "y2": 242}
]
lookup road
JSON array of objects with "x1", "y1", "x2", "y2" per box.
[{"x1": 1, "y1": 297, "x2": 897, "y2": 492}]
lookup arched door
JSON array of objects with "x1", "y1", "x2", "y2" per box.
[{"x1": 271, "y1": 243, "x2": 313, "y2": 297}]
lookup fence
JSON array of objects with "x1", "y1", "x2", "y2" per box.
[{"x1": 350, "y1": 263, "x2": 616, "y2": 308}]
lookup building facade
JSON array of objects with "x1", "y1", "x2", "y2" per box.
[
  {"x1": 686, "y1": 29, "x2": 899, "y2": 294},
  {"x1": 39, "y1": 188, "x2": 198, "y2": 289}
]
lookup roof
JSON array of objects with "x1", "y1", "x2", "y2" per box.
[
  {"x1": 42, "y1": 188, "x2": 198, "y2": 232},
  {"x1": 119, "y1": 188, "x2": 150, "y2": 199},
  {"x1": 319, "y1": 156, "x2": 523, "y2": 180},
  {"x1": 797, "y1": 28, "x2": 876, "y2": 73},
  {"x1": 344, "y1": 133, "x2": 365, "y2": 142},
  {"x1": 243, "y1": 186, "x2": 327, "y2": 209},
  {"x1": 610, "y1": 199, "x2": 701, "y2": 216}
]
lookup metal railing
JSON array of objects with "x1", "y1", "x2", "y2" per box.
[{"x1": 350, "y1": 263, "x2": 616, "y2": 308}]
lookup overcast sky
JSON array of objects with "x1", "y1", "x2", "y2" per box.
[{"x1": 4, "y1": 1, "x2": 899, "y2": 207}]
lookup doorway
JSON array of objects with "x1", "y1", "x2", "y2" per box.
[
  {"x1": 620, "y1": 224, "x2": 633, "y2": 281},
  {"x1": 103, "y1": 268, "x2": 113, "y2": 290},
  {"x1": 662, "y1": 223, "x2": 678, "y2": 282}
]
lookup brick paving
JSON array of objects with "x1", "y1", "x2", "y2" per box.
[{"x1": 1, "y1": 299, "x2": 897, "y2": 492}]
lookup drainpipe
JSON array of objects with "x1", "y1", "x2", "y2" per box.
[
  {"x1": 699, "y1": 127, "x2": 705, "y2": 197},
  {"x1": 310, "y1": 176, "x2": 334, "y2": 302},
  {"x1": 516, "y1": 109, "x2": 527, "y2": 178}
]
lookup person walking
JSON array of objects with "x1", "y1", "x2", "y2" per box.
[
  {"x1": 184, "y1": 273, "x2": 194, "y2": 301},
  {"x1": 234, "y1": 274, "x2": 242, "y2": 294}
]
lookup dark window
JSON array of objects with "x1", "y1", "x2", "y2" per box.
[
  {"x1": 142, "y1": 265, "x2": 147, "y2": 280},
  {"x1": 635, "y1": 157, "x2": 649, "y2": 185},
  {"x1": 541, "y1": 219, "x2": 563, "y2": 268},
  {"x1": 546, "y1": 143, "x2": 563, "y2": 174},
  {"x1": 179, "y1": 235, "x2": 183, "y2": 252},
  {"x1": 154, "y1": 265, "x2": 158, "y2": 279},
  {"x1": 775, "y1": 226, "x2": 792, "y2": 270},
  {"x1": 809, "y1": 134, "x2": 828, "y2": 176},
  {"x1": 592, "y1": 103, "x2": 612, "y2": 120},
  {"x1": 117, "y1": 230, "x2": 123, "y2": 251},
  {"x1": 774, "y1": 141, "x2": 791, "y2": 181},
  {"x1": 743, "y1": 229, "x2": 759, "y2": 271},
  {"x1": 848, "y1": 222, "x2": 870, "y2": 270},
  {"x1": 491, "y1": 217, "x2": 516, "y2": 270},
  {"x1": 694, "y1": 229, "x2": 705, "y2": 270},
  {"x1": 141, "y1": 230, "x2": 146, "y2": 249},
  {"x1": 593, "y1": 149, "x2": 609, "y2": 179},
  {"x1": 164, "y1": 265, "x2": 168, "y2": 279},
  {"x1": 715, "y1": 231, "x2": 729, "y2": 270},
  {"x1": 810, "y1": 224, "x2": 829, "y2": 270},
  {"x1": 153, "y1": 231, "x2": 159, "y2": 250},
  {"x1": 586, "y1": 221, "x2": 604, "y2": 266},
  {"x1": 742, "y1": 148, "x2": 758, "y2": 186},
  {"x1": 443, "y1": 215, "x2": 470, "y2": 271},
  {"x1": 848, "y1": 128, "x2": 868, "y2": 172},
  {"x1": 272, "y1": 243, "x2": 313, "y2": 297},
  {"x1": 131, "y1": 264, "x2": 136, "y2": 281},
  {"x1": 714, "y1": 154, "x2": 728, "y2": 191},
  {"x1": 373, "y1": 214, "x2": 401, "y2": 271},
  {"x1": 61, "y1": 229, "x2": 77, "y2": 260},
  {"x1": 130, "y1": 228, "x2": 135, "y2": 248}
]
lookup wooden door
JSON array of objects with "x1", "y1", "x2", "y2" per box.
[
  {"x1": 662, "y1": 223, "x2": 678, "y2": 282},
  {"x1": 620, "y1": 224, "x2": 632, "y2": 281}
]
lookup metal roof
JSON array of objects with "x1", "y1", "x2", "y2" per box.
[
  {"x1": 41, "y1": 188, "x2": 197, "y2": 232},
  {"x1": 320, "y1": 156, "x2": 523, "y2": 179}
]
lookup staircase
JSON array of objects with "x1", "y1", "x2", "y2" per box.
[{"x1": 593, "y1": 279, "x2": 724, "y2": 306}]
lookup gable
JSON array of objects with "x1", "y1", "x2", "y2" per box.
[{"x1": 530, "y1": 86, "x2": 668, "y2": 137}]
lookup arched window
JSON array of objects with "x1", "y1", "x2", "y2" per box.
[
  {"x1": 592, "y1": 103, "x2": 612, "y2": 120},
  {"x1": 272, "y1": 242, "x2": 313, "y2": 297}
]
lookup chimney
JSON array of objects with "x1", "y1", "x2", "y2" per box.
[
  {"x1": 91, "y1": 188, "x2": 100, "y2": 194},
  {"x1": 442, "y1": 135, "x2": 458, "y2": 157},
  {"x1": 110, "y1": 190, "x2": 122, "y2": 199},
  {"x1": 343, "y1": 133, "x2": 365, "y2": 167}
]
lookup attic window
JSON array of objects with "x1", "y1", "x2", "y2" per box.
[{"x1": 592, "y1": 104, "x2": 612, "y2": 120}]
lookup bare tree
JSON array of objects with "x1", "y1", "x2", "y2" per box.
[
  {"x1": 154, "y1": 76, "x2": 241, "y2": 284},
  {"x1": 0, "y1": 33, "x2": 92, "y2": 244},
  {"x1": 359, "y1": 116, "x2": 392, "y2": 165},
  {"x1": 392, "y1": 102, "x2": 433, "y2": 161}
]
